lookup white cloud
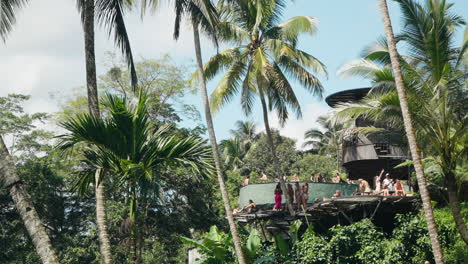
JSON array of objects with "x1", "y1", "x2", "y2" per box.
[
  {"x1": 267, "y1": 103, "x2": 330, "y2": 149},
  {"x1": 0, "y1": 0, "x2": 213, "y2": 117}
]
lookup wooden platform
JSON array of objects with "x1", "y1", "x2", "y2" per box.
[{"x1": 233, "y1": 195, "x2": 419, "y2": 224}]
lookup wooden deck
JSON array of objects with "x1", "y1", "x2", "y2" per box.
[{"x1": 233, "y1": 195, "x2": 419, "y2": 224}]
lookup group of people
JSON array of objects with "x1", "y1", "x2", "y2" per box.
[
  {"x1": 241, "y1": 172, "x2": 346, "y2": 187},
  {"x1": 356, "y1": 169, "x2": 406, "y2": 196},
  {"x1": 274, "y1": 182, "x2": 309, "y2": 211},
  {"x1": 235, "y1": 169, "x2": 409, "y2": 215}
]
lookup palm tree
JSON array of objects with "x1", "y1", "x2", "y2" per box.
[
  {"x1": 139, "y1": 0, "x2": 248, "y2": 262},
  {"x1": 204, "y1": 0, "x2": 326, "y2": 215},
  {"x1": 334, "y1": 0, "x2": 466, "y2": 251},
  {"x1": 0, "y1": 2, "x2": 60, "y2": 262},
  {"x1": 1, "y1": 1, "x2": 138, "y2": 262},
  {"x1": 78, "y1": 1, "x2": 138, "y2": 262},
  {"x1": 0, "y1": 137, "x2": 59, "y2": 263},
  {"x1": 219, "y1": 138, "x2": 245, "y2": 171},
  {"x1": 379, "y1": 0, "x2": 444, "y2": 262},
  {"x1": 229, "y1": 120, "x2": 258, "y2": 152},
  {"x1": 192, "y1": 16, "x2": 248, "y2": 264},
  {"x1": 303, "y1": 116, "x2": 343, "y2": 169},
  {"x1": 58, "y1": 92, "x2": 214, "y2": 264}
]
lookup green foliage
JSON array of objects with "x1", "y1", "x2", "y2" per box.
[
  {"x1": 295, "y1": 154, "x2": 338, "y2": 180},
  {"x1": 206, "y1": 0, "x2": 326, "y2": 125},
  {"x1": 243, "y1": 131, "x2": 298, "y2": 178},
  {"x1": 303, "y1": 115, "x2": 343, "y2": 170},
  {"x1": 181, "y1": 226, "x2": 236, "y2": 264},
  {"x1": 0, "y1": 94, "x2": 52, "y2": 157},
  {"x1": 292, "y1": 205, "x2": 468, "y2": 264},
  {"x1": 189, "y1": 204, "x2": 467, "y2": 264},
  {"x1": 55, "y1": 55, "x2": 204, "y2": 133}
]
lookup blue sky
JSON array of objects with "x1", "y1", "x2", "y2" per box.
[
  {"x1": 194, "y1": 0, "x2": 468, "y2": 145},
  {"x1": 0, "y1": 0, "x2": 466, "y2": 147}
]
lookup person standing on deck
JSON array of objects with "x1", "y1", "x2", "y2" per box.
[
  {"x1": 294, "y1": 182, "x2": 302, "y2": 209},
  {"x1": 394, "y1": 179, "x2": 405, "y2": 196},
  {"x1": 287, "y1": 184, "x2": 294, "y2": 205},
  {"x1": 273, "y1": 183, "x2": 283, "y2": 211},
  {"x1": 302, "y1": 183, "x2": 309, "y2": 209},
  {"x1": 332, "y1": 173, "x2": 341, "y2": 183},
  {"x1": 374, "y1": 169, "x2": 385, "y2": 195},
  {"x1": 382, "y1": 173, "x2": 392, "y2": 196},
  {"x1": 317, "y1": 174, "x2": 324, "y2": 183}
]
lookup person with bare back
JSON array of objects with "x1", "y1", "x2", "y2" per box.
[
  {"x1": 301, "y1": 183, "x2": 309, "y2": 209},
  {"x1": 294, "y1": 182, "x2": 302, "y2": 210}
]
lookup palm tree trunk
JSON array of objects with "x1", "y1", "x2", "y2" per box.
[
  {"x1": 258, "y1": 92, "x2": 295, "y2": 215},
  {"x1": 0, "y1": 136, "x2": 60, "y2": 264},
  {"x1": 83, "y1": 1, "x2": 112, "y2": 263},
  {"x1": 378, "y1": 1, "x2": 444, "y2": 263},
  {"x1": 129, "y1": 187, "x2": 138, "y2": 264},
  {"x1": 192, "y1": 21, "x2": 246, "y2": 264},
  {"x1": 446, "y1": 172, "x2": 468, "y2": 244}
]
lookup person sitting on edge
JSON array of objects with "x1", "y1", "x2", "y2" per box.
[
  {"x1": 241, "y1": 176, "x2": 250, "y2": 186},
  {"x1": 243, "y1": 200, "x2": 256, "y2": 213},
  {"x1": 287, "y1": 184, "x2": 294, "y2": 205},
  {"x1": 332, "y1": 173, "x2": 341, "y2": 183},
  {"x1": 309, "y1": 173, "x2": 316, "y2": 182},
  {"x1": 394, "y1": 179, "x2": 406, "y2": 196},
  {"x1": 260, "y1": 172, "x2": 268, "y2": 182},
  {"x1": 317, "y1": 173, "x2": 324, "y2": 183},
  {"x1": 382, "y1": 174, "x2": 391, "y2": 196},
  {"x1": 292, "y1": 174, "x2": 300, "y2": 182},
  {"x1": 332, "y1": 190, "x2": 341, "y2": 198},
  {"x1": 294, "y1": 182, "x2": 302, "y2": 209},
  {"x1": 273, "y1": 183, "x2": 283, "y2": 211},
  {"x1": 233, "y1": 207, "x2": 243, "y2": 214},
  {"x1": 358, "y1": 179, "x2": 372, "y2": 195}
]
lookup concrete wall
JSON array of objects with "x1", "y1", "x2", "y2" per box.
[{"x1": 238, "y1": 182, "x2": 358, "y2": 207}]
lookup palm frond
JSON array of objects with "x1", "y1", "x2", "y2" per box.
[
  {"x1": 203, "y1": 47, "x2": 243, "y2": 81},
  {"x1": 240, "y1": 61, "x2": 256, "y2": 115},
  {"x1": 337, "y1": 59, "x2": 384, "y2": 80},
  {"x1": 210, "y1": 57, "x2": 248, "y2": 114},
  {"x1": 217, "y1": 21, "x2": 249, "y2": 43},
  {"x1": 265, "y1": 16, "x2": 318, "y2": 46},
  {"x1": 0, "y1": 0, "x2": 28, "y2": 41},
  {"x1": 277, "y1": 55, "x2": 324, "y2": 98},
  {"x1": 95, "y1": 0, "x2": 138, "y2": 92}
]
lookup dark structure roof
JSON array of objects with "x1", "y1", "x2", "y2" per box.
[{"x1": 325, "y1": 87, "x2": 371, "y2": 107}]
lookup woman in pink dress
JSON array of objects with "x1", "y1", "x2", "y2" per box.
[{"x1": 273, "y1": 183, "x2": 283, "y2": 211}]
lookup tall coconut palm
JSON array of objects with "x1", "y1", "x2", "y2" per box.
[
  {"x1": 229, "y1": 120, "x2": 258, "y2": 151},
  {"x1": 203, "y1": 0, "x2": 326, "y2": 215},
  {"x1": 139, "y1": 0, "x2": 248, "y2": 262},
  {"x1": 192, "y1": 16, "x2": 248, "y2": 264},
  {"x1": 334, "y1": 0, "x2": 467, "y2": 250},
  {"x1": 378, "y1": 0, "x2": 444, "y2": 262},
  {"x1": 219, "y1": 138, "x2": 246, "y2": 171},
  {"x1": 58, "y1": 92, "x2": 214, "y2": 264},
  {"x1": 303, "y1": 116, "x2": 343, "y2": 168}
]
